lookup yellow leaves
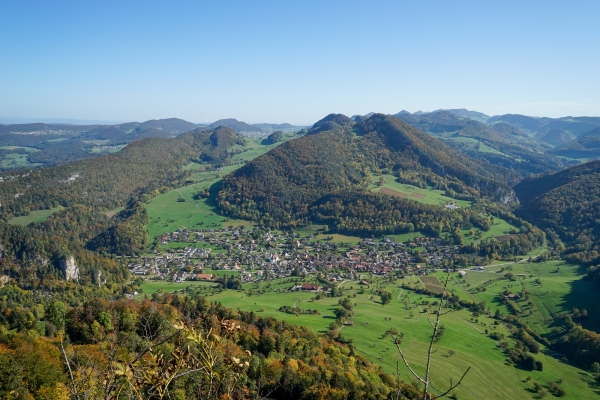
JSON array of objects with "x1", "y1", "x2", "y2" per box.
[
  {"x1": 34, "y1": 383, "x2": 70, "y2": 400},
  {"x1": 113, "y1": 362, "x2": 136, "y2": 380},
  {"x1": 287, "y1": 358, "x2": 299, "y2": 372}
]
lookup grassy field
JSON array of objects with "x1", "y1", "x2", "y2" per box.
[
  {"x1": 433, "y1": 260, "x2": 600, "y2": 335},
  {"x1": 8, "y1": 206, "x2": 64, "y2": 225},
  {"x1": 370, "y1": 174, "x2": 472, "y2": 208},
  {"x1": 166, "y1": 275, "x2": 600, "y2": 399},
  {"x1": 231, "y1": 138, "x2": 286, "y2": 163},
  {"x1": 90, "y1": 144, "x2": 127, "y2": 153},
  {"x1": 145, "y1": 135, "x2": 301, "y2": 244},
  {"x1": 105, "y1": 207, "x2": 125, "y2": 218},
  {"x1": 448, "y1": 136, "x2": 507, "y2": 155},
  {"x1": 188, "y1": 164, "x2": 241, "y2": 182},
  {"x1": 145, "y1": 168, "x2": 253, "y2": 243},
  {"x1": 137, "y1": 280, "x2": 217, "y2": 297},
  {"x1": 0, "y1": 146, "x2": 39, "y2": 151},
  {"x1": 460, "y1": 217, "x2": 519, "y2": 245},
  {"x1": 0, "y1": 146, "x2": 42, "y2": 169}
]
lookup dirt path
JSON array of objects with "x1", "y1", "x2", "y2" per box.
[
  {"x1": 397, "y1": 288, "x2": 404, "y2": 300},
  {"x1": 176, "y1": 189, "x2": 210, "y2": 213},
  {"x1": 451, "y1": 316, "x2": 499, "y2": 345}
]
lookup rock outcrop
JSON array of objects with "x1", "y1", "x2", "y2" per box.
[{"x1": 60, "y1": 256, "x2": 80, "y2": 281}]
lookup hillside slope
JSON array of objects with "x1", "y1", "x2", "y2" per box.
[
  {"x1": 515, "y1": 160, "x2": 600, "y2": 261},
  {"x1": 0, "y1": 126, "x2": 243, "y2": 219},
  {"x1": 216, "y1": 114, "x2": 519, "y2": 229}
]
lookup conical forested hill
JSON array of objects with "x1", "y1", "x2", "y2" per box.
[{"x1": 216, "y1": 113, "x2": 519, "y2": 230}]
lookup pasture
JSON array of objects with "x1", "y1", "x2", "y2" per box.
[
  {"x1": 179, "y1": 275, "x2": 600, "y2": 399},
  {"x1": 433, "y1": 260, "x2": 600, "y2": 335},
  {"x1": 145, "y1": 177, "x2": 251, "y2": 243}
]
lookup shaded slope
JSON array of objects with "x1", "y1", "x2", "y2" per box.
[
  {"x1": 515, "y1": 161, "x2": 600, "y2": 260},
  {"x1": 355, "y1": 114, "x2": 520, "y2": 195},
  {"x1": 216, "y1": 126, "x2": 369, "y2": 224}
]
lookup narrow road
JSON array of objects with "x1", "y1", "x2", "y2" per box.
[{"x1": 472, "y1": 254, "x2": 542, "y2": 270}]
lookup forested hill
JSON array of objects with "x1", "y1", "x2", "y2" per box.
[
  {"x1": 216, "y1": 113, "x2": 519, "y2": 229},
  {"x1": 514, "y1": 160, "x2": 600, "y2": 263},
  {"x1": 0, "y1": 126, "x2": 244, "y2": 220}
]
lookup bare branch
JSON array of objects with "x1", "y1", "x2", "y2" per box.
[
  {"x1": 432, "y1": 367, "x2": 471, "y2": 399},
  {"x1": 392, "y1": 334, "x2": 426, "y2": 384},
  {"x1": 60, "y1": 335, "x2": 80, "y2": 400}
]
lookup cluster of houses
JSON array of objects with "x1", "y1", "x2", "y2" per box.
[{"x1": 130, "y1": 226, "x2": 466, "y2": 285}]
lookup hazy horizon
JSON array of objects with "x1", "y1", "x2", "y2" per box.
[{"x1": 2, "y1": 107, "x2": 600, "y2": 128}]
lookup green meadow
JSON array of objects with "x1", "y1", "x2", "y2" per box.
[
  {"x1": 8, "y1": 206, "x2": 64, "y2": 225},
  {"x1": 145, "y1": 135, "x2": 301, "y2": 243},
  {"x1": 369, "y1": 174, "x2": 519, "y2": 243},
  {"x1": 145, "y1": 176, "x2": 252, "y2": 243},
  {"x1": 370, "y1": 174, "x2": 472, "y2": 208},
  {"x1": 148, "y1": 275, "x2": 600, "y2": 400},
  {"x1": 433, "y1": 260, "x2": 600, "y2": 335}
]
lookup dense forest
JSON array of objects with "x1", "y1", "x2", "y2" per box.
[
  {"x1": 515, "y1": 160, "x2": 600, "y2": 264},
  {"x1": 0, "y1": 291, "x2": 421, "y2": 399}
]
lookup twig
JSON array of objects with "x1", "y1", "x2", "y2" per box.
[{"x1": 60, "y1": 336, "x2": 80, "y2": 400}]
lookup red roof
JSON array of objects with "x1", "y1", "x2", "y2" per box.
[{"x1": 301, "y1": 283, "x2": 319, "y2": 290}]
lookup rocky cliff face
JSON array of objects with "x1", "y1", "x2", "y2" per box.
[{"x1": 60, "y1": 256, "x2": 80, "y2": 281}]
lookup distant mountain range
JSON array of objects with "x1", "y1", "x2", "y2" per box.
[
  {"x1": 207, "y1": 118, "x2": 301, "y2": 133},
  {"x1": 551, "y1": 127, "x2": 600, "y2": 157},
  {"x1": 0, "y1": 117, "x2": 302, "y2": 170}
]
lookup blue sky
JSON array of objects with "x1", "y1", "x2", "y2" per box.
[{"x1": 1, "y1": 1, "x2": 599, "y2": 125}]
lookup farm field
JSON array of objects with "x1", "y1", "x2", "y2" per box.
[
  {"x1": 8, "y1": 206, "x2": 64, "y2": 225},
  {"x1": 446, "y1": 136, "x2": 507, "y2": 155},
  {"x1": 137, "y1": 280, "x2": 217, "y2": 298},
  {"x1": 169, "y1": 275, "x2": 600, "y2": 399}
]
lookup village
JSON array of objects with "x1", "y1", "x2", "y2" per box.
[{"x1": 128, "y1": 226, "x2": 467, "y2": 288}]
